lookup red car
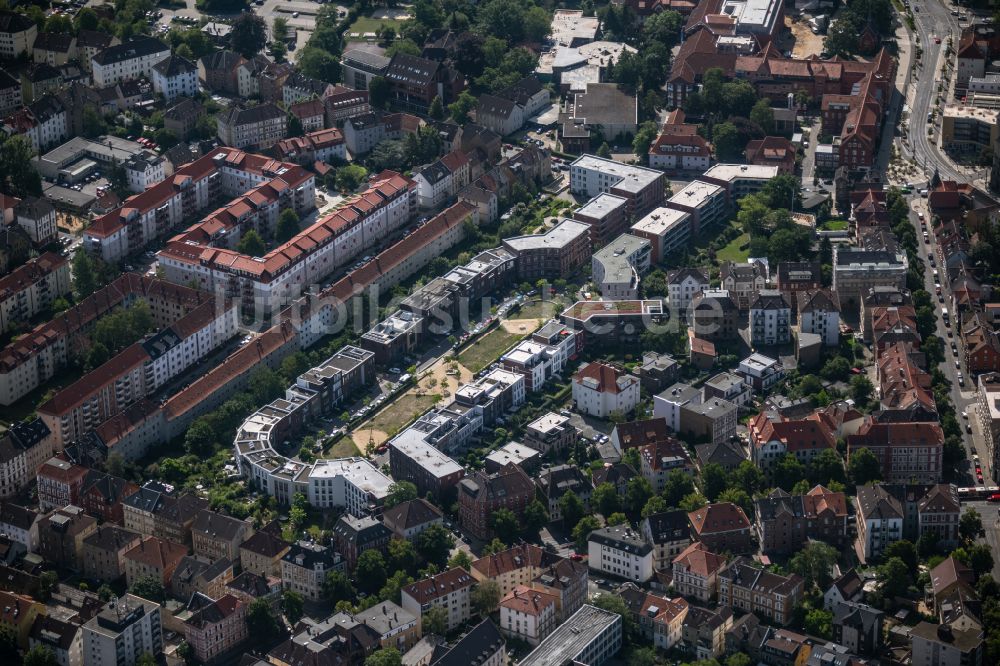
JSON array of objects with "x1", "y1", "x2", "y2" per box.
[
  {"x1": 570, "y1": 553, "x2": 585, "y2": 562},
  {"x1": 988, "y1": 493, "x2": 1000, "y2": 502},
  {"x1": 935, "y1": 36, "x2": 942, "y2": 43}
]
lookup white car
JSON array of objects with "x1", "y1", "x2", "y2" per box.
[{"x1": 962, "y1": 411, "x2": 968, "y2": 419}]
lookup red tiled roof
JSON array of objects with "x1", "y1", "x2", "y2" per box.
[{"x1": 688, "y1": 502, "x2": 750, "y2": 535}]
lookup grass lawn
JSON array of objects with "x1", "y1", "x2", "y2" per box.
[
  {"x1": 511, "y1": 298, "x2": 562, "y2": 322},
  {"x1": 717, "y1": 232, "x2": 751, "y2": 263},
  {"x1": 344, "y1": 16, "x2": 398, "y2": 39},
  {"x1": 365, "y1": 392, "x2": 440, "y2": 435},
  {"x1": 821, "y1": 219, "x2": 849, "y2": 231},
  {"x1": 325, "y1": 435, "x2": 361, "y2": 459},
  {"x1": 458, "y1": 327, "x2": 525, "y2": 373}
]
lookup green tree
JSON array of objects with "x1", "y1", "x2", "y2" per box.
[
  {"x1": 727, "y1": 654, "x2": 752, "y2": 666},
  {"x1": 136, "y1": 655, "x2": 158, "y2": 666},
  {"x1": 72, "y1": 248, "x2": 98, "y2": 300},
  {"x1": 774, "y1": 454, "x2": 808, "y2": 492},
  {"x1": 176, "y1": 641, "x2": 195, "y2": 665},
  {"x1": 356, "y1": 550, "x2": 388, "y2": 594},
  {"x1": 448, "y1": 550, "x2": 473, "y2": 570},
  {"x1": 23, "y1": 645, "x2": 58, "y2": 666},
  {"x1": 472, "y1": 579, "x2": 502, "y2": 616},
  {"x1": 559, "y1": 492, "x2": 586, "y2": 528},
  {"x1": 596, "y1": 142, "x2": 612, "y2": 158},
  {"x1": 606, "y1": 512, "x2": 628, "y2": 526},
  {"x1": 282, "y1": 589, "x2": 304, "y2": 624},
  {"x1": 592, "y1": 592, "x2": 635, "y2": 636},
  {"x1": 789, "y1": 541, "x2": 839, "y2": 589},
  {"x1": 960, "y1": 508, "x2": 984, "y2": 542},
  {"x1": 272, "y1": 16, "x2": 289, "y2": 41},
  {"x1": 368, "y1": 76, "x2": 391, "y2": 109},
  {"x1": 632, "y1": 121, "x2": 658, "y2": 158},
  {"x1": 448, "y1": 91, "x2": 477, "y2": 124},
  {"x1": 380, "y1": 570, "x2": 414, "y2": 604},
  {"x1": 231, "y1": 13, "x2": 268, "y2": 57},
  {"x1": 387, "y1": 539, "x2": 418, "y2": 576},
  {"x1": 885, "y1": 540, "x2": 918, "y2": 573},
  {"x1": 573, "y1": 515, "x2": 600, "y2": 551},
  {"x1": 679, "y1": 492, "x2": 708, "y2": 511},
  {"x1": 335, "y1": 164, "x2": 368, "y2": 191},
  {"x1": 322, "y1": 571, "x2": 356, "y2": 605},
  {"x1": 850, "y1": 375, "x2": 874, "y2": 405},
  {"x1": 524, "y1": 499, "x2": 549, "y2": 534},
  {"x1": 237, "y1": 229, "x2": 266, "y2": 257},
  {"x1": 130, "y1": 575, "x2": 165, "y2": 602},
  {"x1": 298, "y1": 47, "x2": 341, "y2": 83},
  {"x1": 247, "y1": 598, "x2": 281, "y2": 638},
  {"x1": 712, "y1": 122, "x2": 742, "y2": 161},
  {"x1": 733, "y1": 461, "x2": 765, "y2": 495},
  {"x1": 415, "y1": 523, "x2": 455, "y2": 568},
  {"x1": 663, "y1": 470, "x2": 696, "y2": 507},
  {"x1": 877, "y1": 557, "x2": 912, "y2": 598},
  {"x1": 626, "y1": 476, "x2": 654, "y2": 517},
  {"x1": 702, "y1": 463, "x2": 729, "y2": 502},
  {"x1": 423, "y1": 605, "x2": 449, "y2": 635},
  {"x1": 82, "y1": 106, "x2": 107, "y2": 139},
  {"x1": 808, "y1": 449, "x2": 846, "y2": 487},
  {"x1": 593, "y1": 482, "x2": 623, "y2": 516},
  {"x1": 366, "y1": 648, "x2": 403, "y2": 666},
  {"x1": 75, "y1": 7, "x2": 99, "y2": 31},
  {"x1": 848, "y1": 448, "x2": 882, "y2": 486},
  {"x1": 717, "y1": 488, "x2": 753, "y2": 518},
  {"x1": 184, "y1": 418, "x2": 217, "y2": 456},
  {"x1": 491, "y1": 508, "x2": 520, "y2": 544},
  {"x1": 0, "y1": 135, "x2": 42, "y2": 197},
  {"x1": 428, "y1": 95, "x2": 444, "y2": 120},
  {"x1": 804, "y1": 608, "x2": 833, "y2": 639},
  {"x1": 642, "y1": 495, "x2": 667, "y2": 518},
  {"x1": 384, "y1": 481, "x2": 419, "y2": 508},
  {"x1": 750, "y1": 99, "x2": 775, "y2": 134},
  {"x1": 967, "y1": 543, "x2": 995, "y2": 577}
]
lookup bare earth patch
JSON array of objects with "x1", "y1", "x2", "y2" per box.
[
  {"x1": 501, "y1": 318, "x2": 543, "y2": 335},
  {"x1": 788, "y1": 16, "x2": 826, "y2": 58}
]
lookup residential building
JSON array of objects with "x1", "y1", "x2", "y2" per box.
[
  {"x1": 799, "y1": 289, "x2": 841, "y2": 346},
  {"x1": 560, "y1": 83, "x2": 638, "y2": 151},
  {"x1": 273, "y1": 127, "x2": 346, "y2": 164},
  {"x1": 832, "y1": 601, "x2": 884, "y2": 655},
  {"x1": 332, "y1": 514, "x2": 391, "y2": 569},
  {"x1": 653, "y1": 383, "x2": 702, "y2": 432},
  {"x1": 717, "y1": 558, "x2": 805, "y2": 626},
  {"x1": 0, "y1": 591, "x2": 43, "y2": 650},
  {"x1": 620, "y1": 583, "x2": 690, "y2": 650},
  {"x1": 216, "y1": 103, "x2": 287, "y2": 149},
  {"x1": 648, "y1": 109, "x2": 712, "y2": 172},
  {"x1": 280, "y1": 540, "x2": 343, "y2": 602},
  {"x1": 384, "y1": 53, "x2": 464, "y2": 112},
  {"x1": 587, "y1": 524, "x2": 654, "y2": 583},
  {"x1": 412, "y1": 151, "x2": 471, "y2": 210},
  {"x1": 721, "y1": 260, "x2": 768, "y2": 311},
  {"x1": 0, "y1": 503, "x2": 40, "y2": 552},
  {"x1": 847, "y1": 420, "x2": 945, "y2": 484},
  {"x1": 639, "y1": 437, "x2": 695, "y2": 492},
  {"x1": 855, "y1": 484, "x2": 904, "y2": 561},
  {"x1": 641, "y1": 510, "x2": 692, "y2": 572},
  {"x1": 688, "y1": 502, "x2": 753, "y2": 554},
  {"x1": 469, "y1": 543, "x2": 588, "y2": 621},
  {"x1": 197, "y1": 50, "x2": 245, "y2": 94},
  {"x1": 0, "y1": 12, "x2": 37, "y2": 59},
  {"x1": 238, "y1": 521, "x2": 289, "y2": 579},
  {"x1": 182, "y1": 594, "x2": 248, "y2": 663},
  {"x1": 354, "y1": 601, "x2": 421, "y2": 652},
  {"x1": 341, "y1": 49, "x2": 391, "y2": 90},
  {"x1": 82, "y1": 525, "x2": 143, "y2": 583},
  {"x1": 665, "y1": 180, "x2": 729, "y2": 235},
  {"x1": 573, "y1": 193, "x2": 630, "y2": 246},
  {"x1": 703, "y1": 372, "x2": 753, "y2": 407},
  {"x1": 79, "y1": 471, "x2": 138, "y2": 525},
  {"x1": 38, "y1": 505, "x2": 97, "y2": 570},
  {"x1": 755, "y1": 485, "x2": 849, "y2": 554},
  {"x1": 485, "y1": 442, "x2": 542, "y2": 474},
  {"x1": 910, "y1": 622, "x2": 983, "y2": 666},
  {"x1": 833, "y1": 248, "x2": 908, "y2": 312},
  {"x1": 681, "y1": 604, "x2": 733, "y2": 659},
  {"x1": 123, "y1": 536, "x2": 187, "y2": 588},
  {"x1": 737, "y1": 353, "x2": 785, "y2": 392},
  {"x1": 518, "y1": 604, "x2": 622, "y2": 666},
  {"x1": 170, "y1": 556, "x2": 234, "y2": 603},
  {"x1": 91, "y1": 37, "x2": 170, "y2": 87},
  {"x1": 81, "y1": 594, "x2": 162, "y2": 666},
  {"x1": 569, "y1": 154, "x2": 667, "y2": 218},
  {"x1": 35, "y1": 456, "x2": 88, "y2": 511},
  {"x1": 430, "y1": 618, "x2": 506, "y2": 666},
  {"x1": 750, "y1": 290, "x2": 792, "y2": 347},
  {"x1": 14, "y1": 197, "x2": 57, "y2": 246},
  {"x1": 0, "y1": 418, "x2": 51, "y2": 500},
  {"x1": 458, "y1": 464, "x2": 535, "y2": 540},
  {"x1": 0, "y1": 253, "x2": 70, "y2": 333},
  {"x1": 572, "y1": 361, "x2": 640, "y2": 418},
  {"x1": 749, "y1": 409, "x2": 837, "y2": 471},
  {"x1": 150, "y1": 55, "x2": 198, "y2": 101},
  {"x1": 122, "y1": 482, "x2": 208, "y2": 546},
  {"x1": 536, "y1": 464, "x2": 592, "y2": 523},
  {"x1": 401, "y1": 567, "x2": 476, "y2": 632},
  {"x1": 824, "y1": 570, "x2": 864, "y2": 611},
  {"x1": 691, "y1": 289, "x2": 740, "y2": 341},
  {"x1": 29, "y1": 614, "x2": 82, "y2": 666},
  {"x1": 666, "y1": 268, "x2": 710, "y2": 314},
  {"x1": 191, "y1": 510, "x2": 254, "y2": 564},
  {"x1": 681, "y1": 398, "x2": 738, "y2": 446},
  {"x1": 382, "y1": 498, "x2": 444, "y2": 540},
  {"x1": 672, "y1": 541, "x2": 727, "y2": 602},
  {"x1": 499, "y1": 586, "x2": 558, "y2": 646},
  {"x1": 639, "y1": 352, "x2": 681, "y2": 393},
  {"x1": 745, "y1": 136, "x2": 797, "y2": 174},
  {"x1": 502, "y1": 218, "x2": 591, "y2": 280},
  {"x1": 631, "y1": 207, "x2": 694, "y2": 264}
]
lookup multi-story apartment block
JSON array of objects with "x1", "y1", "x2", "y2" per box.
[
  {"x1": 665, "y1": 180, "x2": 729, "y2": 235},
  {"x1": 151, "y1": 55, "x2": 198, "y2": 101},
  {"x1": 847, "y1": 420, "x2": 945, "y2": 484},
  {"x1": 400, "y1": 567, "x2": 476, "y2": 632},
  {"x1": 666, "y1": 268, "x2": 710, "y2": 315},
  {"x1": 631, "y1": 207, "x2": 694, "y2": 264},
  {"x1": 522, "y1": 412, "x2": 576, "y2": 454},
  {"x1": 833, "y1": 248, "x2": 908, "y2": 312},
  {"x1": 458, "y1": 464, "x2": 535, "y2": 540},
  {"x1": 910, "y1": 622, "x2": 983, "y2": 666},
  {"x1": 501, "y1": 321, "x2": 580, "y2": 392},
  {"x1": 591, "y1": 233, "x2": 651, "y2": 299},
  {"x1": 191, "y1": 510, "x2": 255, "y2": 565},
  {"x1": 755, "y1": 485, "x2": 849, "y2": 554},
  {"x1": 0, "y1": 502, "x2": 40, "y2": 552},
  {"x1": 570, "y1": 154, "x2": 667, "y2": 219},
  {"x1": 499, "y1": 586, "x2": 558, "y2": 646},
  {"x1": 573, "y1": 194, "x2": 630, "y2": 246},
  {"x1": 332, "y1": 514, "x2": 391, "y2": 570},
  {"x1": 28, "y1": 614, "x2": 82, "y2": 666},
  {"x1": 216, "y1": 102, "x2": 287, "y2": 149},
  {"x1": 799, "y1": 289, "x2": 841, "y2": 346},
  {"x1": 749, "y1": 409, "x2": 837, "y2": 471},
  {"x1": 38, "y1": 505, "x2": 97, "y2": 571},
  {"x1": 354, "y1": 601, "x2": 421, "y2": 653},
  {"x1": 280, "y1": 540, "x2": 343, "y2": 602},
  {"x1": 620, "y1": 583, "x2": 690, "y2": 651},
  {"x1": 14, "y1": 197, "x2": 57, "y2": 246},
  {"x1": 0, "y1": 12, "x2": 37, "y2": 59},
  {"x1": 182, "y1": 594, "x2": 248, "y2": 663},
  {"x1": 717, "y1": 558, "x2": 804, "y2": 626},
  {"x1": 978, "y1": 372, "x2": 1000, "y2": 482},
  {"x1": 572, "y1": 361, "x2": 641, "y2": 419},
  {"x1": 79, "y1": 470, "x2": 139, "y2": 525},
  {"x1": 470, "y1": 544, "x2": 588, "y2": 621},
  {"x1": 238, "y1": 521, "x2": 289, "y2": 578},
  {"x1": 502, "y1": 218, "x2": 591, "y2": 281},
  {"x1": 587, "y1": 524, "x2": 654, "y2": 583},
  {"x1": 81, "y1": 595, "x2": 162, "y2": 666},
  {"x1": 0, "y1": 252, "x2": 70, "y2": 333},
  {"x1": 82, "y1": 525, "x2": 143, "y2": 583},
  {"x1": 750, "y1": 289, "x2": 791, "y2": 347},
  {"x1": 388, "y1": 429, "x2": 465, "y2": 499},
  {"x1": 672, "y1": 541, "x2": 727, "y2": 603},
  {"x1": 123, "y1": 535, "x2": 187, "y2": 588},
  {"x1": 721, "y1": 260, "x2": 768, "y2": 311},
  {"x1": 91, "y1": 37, "x2": 170, "y2": 87},
  {"x1": 35, "y1": 456, "x2": 88, "y2": 511},
  {"x1": 688, "y1": 502, "x2": 753, "y2": 554},
  {"x1": 0, "y1": 418, "x2": 52, "y2": 500},
  {"x1": 341, "y1": 48, "x2": 390, "y2": 90},
  {"x1": 855, "y1": 484, "x2": 903, "y2": 561},
  {"x1": 641, "y1": 510, "x2": 692, "y2": 572},
  {"x1": 122, "y1": 481, "x2": 208, "y2": 546}
]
